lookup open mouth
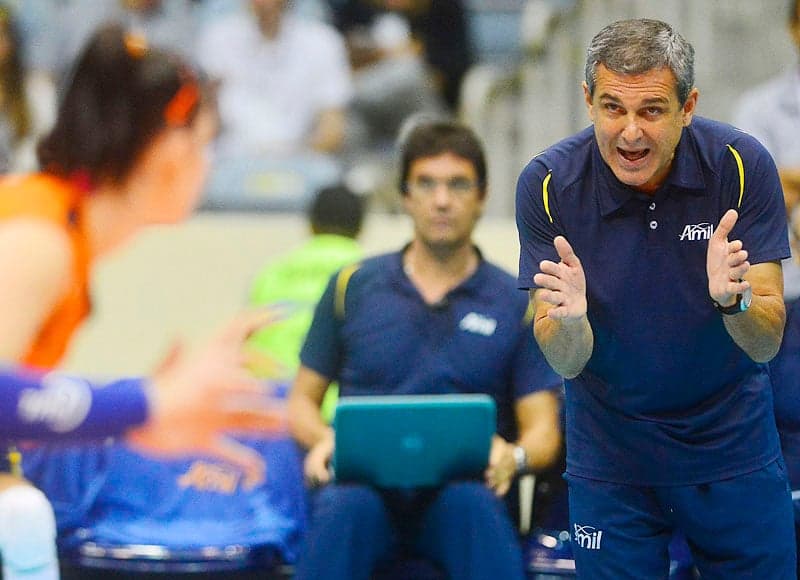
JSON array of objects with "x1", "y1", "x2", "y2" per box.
[{"x1": 617, "y1": 148, "x2": 649, "y2": 163}]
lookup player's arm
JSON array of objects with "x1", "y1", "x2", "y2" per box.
[
  {"x1": 708, "y1": 210, "x2": 785, "y2": 362},
  {"x1": 0, "y1": 219, "x2": 72, "y2": 362},
  {"x1": 0, "y1": 370, "x2": 148, "y2": 440},
  {"x1": 531, "y1": 236, "x2": 594, "y2": 378}
]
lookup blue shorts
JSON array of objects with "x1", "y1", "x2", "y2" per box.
[{"x1": 567, "y1": 459, "x2": 796, "y2": 579}]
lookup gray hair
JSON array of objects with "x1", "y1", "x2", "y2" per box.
[{"x1": 585, "y1": 19, "x2": 695, "y2": 104}]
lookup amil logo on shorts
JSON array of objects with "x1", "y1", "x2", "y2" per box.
[{"x1": 573, "y1": 524, "x2": 604, "y2": 550}]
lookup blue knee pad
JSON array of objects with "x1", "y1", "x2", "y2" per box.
[{"x1": 0, "y1": 485, "x2": 58, "y2": 577}]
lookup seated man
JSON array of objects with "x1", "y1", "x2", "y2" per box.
[{"x1": 287, "y1": 119, "x2": 563, "y2": 580}]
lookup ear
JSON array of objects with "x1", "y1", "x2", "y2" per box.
[
  {"x1": 582, "y1": 81, "x2": 594, "y2": 121},
  {"x1": 681, "y1": 87, "x2": 699, "y2": 126}
]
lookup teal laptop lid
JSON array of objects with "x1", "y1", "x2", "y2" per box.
[{"x1": 332, "y1": 394, "x2": 496, "y2": 489}]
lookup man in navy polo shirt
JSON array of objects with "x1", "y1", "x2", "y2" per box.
[
  {"x1": 288, "y1": 120, "x2": 563, "y2": 580},
  {"x1": 516, "y1": 18, "x2": 795, "y2": 579}
]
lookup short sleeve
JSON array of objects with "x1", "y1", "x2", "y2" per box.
[
  {"x1": 725, "y1": 134, "x2": 791, "y2": 265},
  {"x1": 299, "y1": 272, "x2": 343, "y2": 380},
  {"x1": 516, "y1": 159, "x2": 562, "y2": 290}
]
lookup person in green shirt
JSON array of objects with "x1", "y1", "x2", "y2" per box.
[{"x1": 249, "y1": 184, "x2": 365, "y2": 420}]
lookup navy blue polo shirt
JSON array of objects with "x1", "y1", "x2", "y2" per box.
[
  {"x1": 516, "y1": 116, "x2": 790, "y2": 485},
  {"x1": 770, "y1": 298, "x2": 800, "y2": 491},
  {"x1": 300, "y1": 250, "x2": 561, "y2": 441}
]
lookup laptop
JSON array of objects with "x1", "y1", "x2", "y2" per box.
[{"x1": 332, "y1": 394, "x2": 496, "y2": 489}]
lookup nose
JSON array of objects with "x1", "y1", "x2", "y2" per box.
[
  {"x1": 432, "y1": 182, "x2": 452, "y2": 206},
  {"x1": 620, "y1": 115, "x2": 643, "y2": 143}
]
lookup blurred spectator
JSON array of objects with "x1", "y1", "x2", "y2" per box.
[
  {"x1": 196, "y1": 0, "x2": 352, "y2": 159},
  {"x1": 733, "y1": 0, "x2": 800, "y2": 302},
  {"x1": 0, "y1": 4, "x2": 55, "y2": 172},
  {"x1": 248, "y1": 184, "x2": 365, "y2": 420},
  {"x1": 327, "y1": 0, "x2": 471, "y2": 151},
  {"x1": 18, "y1": 0, "x2": 197, "y2": 88},
  {"x1": 733, "y1": 1, "x2": 800, "y2": 575}
]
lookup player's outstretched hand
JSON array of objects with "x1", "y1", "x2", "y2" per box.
[
  {"x1": 707, "y1": 209, "x2": 750, "y2": 307},
  {"x1": 126, "y1": 308, "x2": 288, "y2": 489},
  {"x1": 533, "y1": 236, "x2": 588, "y2": 321}
]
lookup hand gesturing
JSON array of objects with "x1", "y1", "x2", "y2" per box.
[
  {"x1": 533, "y1": 236, "x2": 588, "y2": 321},
  {"x1": 707, "y1": 209, "x2": 750, "y2": 307}
]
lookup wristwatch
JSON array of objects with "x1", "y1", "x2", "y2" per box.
[
  {"x1": 712, "y1": 285, "x2": 753, "y2": 315},
  {"x1": 512, "y1": 445, "x2": 528, "y2": 474}
]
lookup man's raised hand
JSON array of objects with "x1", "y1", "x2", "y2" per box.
[{"x1": 533, "y1": 236, "x2": 588, "y2": 321}]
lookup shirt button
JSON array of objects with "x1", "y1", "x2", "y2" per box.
[
  {"x1": 649, "y1": 202, "x2": 656, "y2": 210},
  {"x1": 649, "y1": 220, "x2": 658, "y2": 230}
]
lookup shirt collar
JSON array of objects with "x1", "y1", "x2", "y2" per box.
[
  {"x1": 595, "y1": 124, "x2": 707, "y2": 217},
  {"x1": 393, "y1": 244, "x2": 489, "y2": 298}
]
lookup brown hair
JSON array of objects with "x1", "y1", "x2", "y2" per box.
[
  {"x1": 0, "y1": 6, "x2": 31, "y2": 142},
  {"x1": 38, "y1": 24, "x2": 202, "y2": 185}
]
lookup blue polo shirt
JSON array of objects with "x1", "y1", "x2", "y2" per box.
[
  {"x1": 770, "y1": 298, "x2": 800, "y2": 491},
  {"x1": 516, "y1": 116, "x2": 790, "y2": 485},
  {"x1": 300, "y1": 250, "x2": 561, "y2": 441}
]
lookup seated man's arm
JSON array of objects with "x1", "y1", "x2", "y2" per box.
[
  {"x1": 515, "y1": 389, "x2": 562, "y2": 473},
  {"x1": 288, "y1": 365, "x2": 335, "y2": 485},
  {"x1": 486, "y1": 389, "x2": 562, "y2": 497}
]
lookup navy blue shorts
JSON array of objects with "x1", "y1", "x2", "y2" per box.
[{"x1": 567, "y1": 459, "x2": 796, "y2": 579}]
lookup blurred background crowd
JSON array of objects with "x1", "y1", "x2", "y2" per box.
[{"x1": 0, "y1": 1, "x2": 799, "y2": 578}]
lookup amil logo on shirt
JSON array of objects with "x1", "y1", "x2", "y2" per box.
[
  {"x1": 573, "y1": 524, "x2": 604, "y2": 550},
  {"x1": 679, "y1": 222, "x2": 714, "y2": 241},
  {"x1": 459, "y1": 312, "x2": 497, "y2": 336}
]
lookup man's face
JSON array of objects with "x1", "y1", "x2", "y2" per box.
[
  {"x1": 250, "y1": 0, "x2": 287, "y2": 35},
  {"x1": 403, "y1": 152, "x2": 485, "y2": 251},
  {"x1": 584, "y1": 63, "x2": 698, "y2": 193}
]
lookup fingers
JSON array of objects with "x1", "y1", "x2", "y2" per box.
[
  {"x1": 217, "y1": 306, "x2": 292, "y2": 345},
  {"x1": 204, "y1": 436, "x2": 266, "y2": 490},
  {"x1": 484, "y1": 436, "x2": 514, "y2": 497},
  {"x1": 713, "y1": 209, "x2": 738, "y2": 241},
  {"x1": 553, "y1": 236, "x2": 579, "y2": 267},
  {"x1": 220, "y1": 405, "x2": 287, "y2": 435},
  {"x1": 152, "y1": 341, "x2": 184, "y2": 375},
  {"x1": 304, "y1": 454, "x2": 332, "y2": 487},
  {"x1": 303, "y1": 437, "x2": 335, "y2": 488},
  {"x1": 243, "y1": 348, "x2": 287, "y2": 379}
]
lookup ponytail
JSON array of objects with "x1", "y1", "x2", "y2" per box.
[{"x1": 37, "y1": 24, "x2": 200, "y2": 185}]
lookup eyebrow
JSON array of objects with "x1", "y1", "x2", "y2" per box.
[{"x1": 597, "y1": 94, "x2": 670, "y2": 106}]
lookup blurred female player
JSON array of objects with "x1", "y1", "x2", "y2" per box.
[{"x1": 0, "y1": 24, "x2": 282, "y2": 579}]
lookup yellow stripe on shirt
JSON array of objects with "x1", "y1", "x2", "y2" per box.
[
  {"x1": 542, "y1": 171, "x2": 554, "y2": 223},
  {"x1": 726, "y1": 144, "x2": 745, "y2": 209},
  {"x1": 334, "y1": 263, "x2": 360, "y2": 320}
]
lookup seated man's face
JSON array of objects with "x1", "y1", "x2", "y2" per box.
[{"x1": 403, "y1": 152, "x2": 485, "y2": 251}]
